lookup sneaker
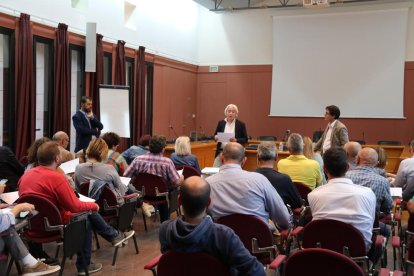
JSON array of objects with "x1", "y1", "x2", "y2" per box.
[
  {"x1": 22, "y1": 260, "x2": 60, "y2": 276},
  {"x1": 39, "y1": 257, "x2": 59, "y2": 266},
  {"x1": 142, "y1": 203, "x2": 152, "y2": 218},
  {"x1": 112, "y1": 231, "x2": 127, "y2": 247},
  {"x1": 77, "y1": 263, "x2": 102, "y2": 275},
  {"x1": 124, "y1": 230, "x2": 135, "y2": 241}
]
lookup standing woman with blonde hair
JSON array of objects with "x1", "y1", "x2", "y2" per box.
[
  {"x1": 303, "y1": 136, "x2": 326, "y2": 185},
  {"x1": 170, "y1": 136, "x2": 201, "y2": 174}
]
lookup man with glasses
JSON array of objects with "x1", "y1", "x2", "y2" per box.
[{"x1": 52, "y1": 131, "x2": 73, "y2": 162}]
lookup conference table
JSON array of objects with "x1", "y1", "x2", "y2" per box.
[{"x1": 165, "y1": 140, "x2": 407, "y2": 174}]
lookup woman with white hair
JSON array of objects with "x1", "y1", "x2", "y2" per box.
[
  {"x1": 213, "y1": 104, "x2": 248, "y2": 167},
  {"x1": 170, "y1": 136, "x2": 201, "y2": 174}
]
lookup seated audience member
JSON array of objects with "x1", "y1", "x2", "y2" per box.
[
  {"x1": 0, "y1": 146, "x2": 24, "y2": 191},
  {"x1": 26, "y1": 137, "x2": 51, "y2": 171},
  {"x1": 0, "y1": 203, "x2": 60, "y2": 275},
  {"x1": 159, "y1": 176, "x2": 265, "y2": 276},
  {"x1": 124, "y1": 135, "x2": 184, "y2": 222},
  {"x1": 346, "y1": 148, "x2": 393, "y2": 215},
  {"x1": 52, "y1": 131, "x2": 74, "y2": 163},
  {"x1": 393, "y1": 139, "x2": 414, "y2": 201},
  {"x1": 308, "y1": 148, "x2": 376, "y2": 251},
  {"x1": 255, "y1": 142, "x2": 303, "y2": 210},
  {"x1": 303, "y1": 136, "x2": 326, "y2": 184},
  {"x1": 74, "y1": 138, "x2": 128, "y2": 200},
  {"x1": 375, "y1": 148, "x2": 396, "y2": 183},
  {"x1": 100, "y1": 132, "x2": 128, "y2": 176},
  {"x1": 277, "y1": 133, "x2": 322, "y2": 190},
  {"x1": 206, "y1": 142, "x2": 290, "y2": 231},
  {"x1": 19, "y1": 141, "x2": 134, "y2": 275},
  {"x1": 121, "y1": 134, "x2": 151, "y2": 164},
  {"x1": 344, "y1": 141, "x2": 362, "y2": 170},
  {"x1": 170, "y1": 136, "x2": 201, "y2": 174}
]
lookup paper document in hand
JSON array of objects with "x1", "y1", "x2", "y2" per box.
[
  {"x1": 120, "y1": 176, "x2": 131, "y2": 186},
  {"x1": 0, "y1": 191, "x2": 19, "y2": 205},
  {"x1": 201, "y1": 167, "x2": 220, "y2": 175},
  {"x1": 177, "y1": 169, "x2": 183, "y2": 176},
  {"x1": 390, "y1": 187, "x2": 402, "y2": 197},
  {"x1": 59, "y1": 158, "x2": 80, "y2": 174},
  {"x1": 79, "y1": 194, "x2": 96, "y2": 202},
  {"x1": 217, "y1": 132, "x2": 233, "y2": 143}
]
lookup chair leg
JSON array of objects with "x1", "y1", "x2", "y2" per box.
[
  {"x1": 112, "y1": 246, "x2": 119, "y2": 266},
  {"x1": 142, "y1": 211, "x2": 148, "y2": 232},
  {"x1": 59, "y1": 256, "x2": 66, "y2": 276},
  {"x1": 55, "y1": 244, "x2": 61, "y2": 259},
  {"x1": 132, "y1": 233, "x2": 139, "y2": 254},
  {"x1": 94, "y1": 230, "x2": 100, "y2": 250},
  {"x1": 6, "y1": 257, "x2": 13, "y2": 276}
]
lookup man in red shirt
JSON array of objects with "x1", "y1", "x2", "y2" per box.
[{"x1": 19, "y1": 141, "x2": 133, "y2": 275}]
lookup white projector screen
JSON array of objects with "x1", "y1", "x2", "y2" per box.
[
  {"x1": 99, "y1": 86, "x2": 130, "y2": 137},
  {"x1": 270, "y1": 8, "x2": 408, "y2": 118}
]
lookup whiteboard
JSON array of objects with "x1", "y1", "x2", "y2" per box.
[
  {"x1": 270, "y1": 8, "x2": 408, "y2": 118},
  {"x1": 99, "y1": 86, "x2": 130, "y2": 137}
]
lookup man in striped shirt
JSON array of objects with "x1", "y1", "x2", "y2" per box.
[{"x1": 124, "y1": 135, "x2": 184, "y2": 221}]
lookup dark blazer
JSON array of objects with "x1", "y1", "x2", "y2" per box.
[
  {"x1": 214, "y1": 119, "x2": 248, "y2": 157},
  {"x1": 72, "y1": 110, "x2": 104, "y2": 152},
  {"x1": 0, "y1": 146, "x2": 24, "y2": 191}
]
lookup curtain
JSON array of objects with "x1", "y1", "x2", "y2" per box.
[
  {"x1": 15, "y1": 13, "x2": 35, "y2": 158},
  {"x1": 114, "y1": 40, "x2": 126, "y2": 85},
  {"x1": 52, "y1": 23, "x2": 70, "y2": 135},
  {"x1": 89, "y1": 34, "x2": 104, "y2": 117},
  {"x1": 132, "y1": 46, "x2": 146, "y2": 145}
]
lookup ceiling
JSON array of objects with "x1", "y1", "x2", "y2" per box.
[{"x1": 193, "y1": 0, "x2": 404, "y2": 11}]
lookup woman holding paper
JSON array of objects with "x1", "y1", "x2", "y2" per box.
[{"x1": 213, "y1": 104, "x2": 248, "y2": 167}]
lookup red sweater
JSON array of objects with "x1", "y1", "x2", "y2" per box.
[{"x1": 18, "y1": 166, "x2": 98, "y2": 222}]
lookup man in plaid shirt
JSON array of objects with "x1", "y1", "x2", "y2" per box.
[{"x1": 124, "y1": 135, "x2": 184, "y2": 221}]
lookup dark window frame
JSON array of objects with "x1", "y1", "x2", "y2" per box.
[{"x1": 103, "y1": 52, "x2": 112, "y2": 85}]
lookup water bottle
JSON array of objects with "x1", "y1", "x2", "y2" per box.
[{"x1": 279, "y1": 142, "x2": 284, "y2": 151}]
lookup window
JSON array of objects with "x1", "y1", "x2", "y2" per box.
[
  {"x1": 0, "y1": 28, "x2": 14, "y2": 148},
  {"x1": 145, "y1": 62, "x2": 153, "y2": 134},
  {"x1": 103, "y1": 52, "x2": 112, "y2": 85}
]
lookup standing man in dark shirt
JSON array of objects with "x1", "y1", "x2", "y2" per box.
[
  {"x1": 0, "y1": 146, "x2": 24, "y2": 191},
  {"x1": 255, "y1": 142, "x2": 303, "y2": 209},
  {"x1": 72, "y1": 96, "x2": 103, "y2": 152}
]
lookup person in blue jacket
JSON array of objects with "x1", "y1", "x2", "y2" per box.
[
  {"x1": 159, "y1": 176, "x2": 265, "y2": 276},
  {"x1": 72, "y1": 96, "x2": 103, "y2": 152}
]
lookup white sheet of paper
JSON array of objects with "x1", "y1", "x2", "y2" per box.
[
  {"x1": 59, "y1": 158, "x2": 80, "y2": 174},
  {"x1": 201, "y1": 167, "x2": 220, "y2": 175},
  {"x1": 390, "y1": 187, "x2": 402, "y2": 197},
  {"x1": 120, "y1": 177, "x2": 131, "y2": 186},
  {"x1": 79, "y1": 194, "x2": 96, "y2": 202},
  {"x1": 177, "y1": 169, "x2": 183, "y2": 176},
  {"x1": 217, "y1": 132, "x2": 233, "y2": 143},
  {"x1": 0, "y1": 191, "x2": 19, "y2": 205}
]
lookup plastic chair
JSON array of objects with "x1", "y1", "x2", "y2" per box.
[
  {"x1": 257, "y1": 136, "x2": 276, "y2": 141},
  {"x1": 216, "y1": 214, "x2": 285, "y2": 266},
  {"x1": 144, "y1": 251, "x2": 231, "y2": 276},
  {"x1": 175, "y1": 165, "x2": 201, "y2": 179},
  {"x1": 18, "y1": 194, "x2": 89, "y2": 276},
  {"x1": 275, "y1": 248, "x2": 365, "y2": 276},
  {"x1": 132, "y1": 173, "x2": 179, "y2": 231},
  {"x1": 293, "y1": 182, "x2": 312, "y2": 206}
]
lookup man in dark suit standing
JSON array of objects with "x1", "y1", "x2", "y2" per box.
[
  {"x1": 213, "y1": 104, "x2": 248, "y2": 167},
  {"x1": 314, "y1": 105, "x2": 349, "y2": 155},
  {"x1": 72, "y1": 96, "x2": 103, "y2": 152}
]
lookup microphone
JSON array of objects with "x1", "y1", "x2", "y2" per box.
[
  {"x1": 362, "y1": 131, "x2": 365, "y2": 142},
  {"x1": 282, "y1": 129, "x2": 291, "y2": 142},
  {"x1": 168, "y1": 125, "x2": 178, "y2": 143}
]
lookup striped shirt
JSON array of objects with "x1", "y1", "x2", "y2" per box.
[
  {"x1": 106, "y1": 149, "x2": 128, "y2": 176},
  {"x1": 124, "y1": 152, "x2": 180, "y2": 186}
]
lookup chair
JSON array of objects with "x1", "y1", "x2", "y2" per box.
[
  {"x1": 245, "y1": 144, "x2": 258, "y2": 150},
  {"x1": 216, "y1": 214, "x2": 285, "y2": 266},
  {"x1": 274, "y1": 248, "x2": 365, "y2": 276},
  {"x1": 293, "y1": 182, "x2": 312, "y2": 206},
  {"x1": 377, "y1": 140, "x2": 402, "y2": 146},
  {"x1": 302, "y1": 219, "x2": 385, "y2": 274},
  {"x1": 132, "y1": 173, "x2": 179, "y2": 231},
  {"x1": 175, "y1": 165, "x2": 200, "y2": 179},
  {"x1": 144, "y1": 251, "x2": 231, "y2": 276},
  {"x1": 257, "y1": 136, "x2": 276, "y2": 141},
  {"x1": 312, "y1": 130, "x2": 324, "y2": 143},
  {"x1": 18, "y1": 194, "x2": 89, "y2": 276}
]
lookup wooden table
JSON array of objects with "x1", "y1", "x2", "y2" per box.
[{"x1": 362, "y1": 145, "x2": 406, "y2": 174}]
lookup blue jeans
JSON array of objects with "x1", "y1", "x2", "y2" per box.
[{"x1": 76, "y1": 212, "x2": 119, "y2": 271}]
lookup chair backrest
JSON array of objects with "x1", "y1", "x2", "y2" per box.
[
  {"x1": 63, "y1": 215, "x2": 88, "y2": 257},
  {"x1": 176, "y1": 165, "x2": 200, "y2": 179},
  {"x1": 217, "y1": 214, "x2": 273, "y2": 253},
  {"x1": 18, "y1": 195, "x2": 63, "y2": 238},
  {"x1": 257, "y1": 136, "x2": 276, "y2": 141},
  {"x1": 313, "y1": 130, "x2": 324, "y2": 143},
  {"x1": 377, "y1": 140, "x2": 401, "y2": 146},
  {"x1": 79, "y1": 182, "x2": 89, "y2": 196},
  {"x1": 302, "y1": 219, "x2": 366, "y2": 257},
  {"x1": 284, "y1": 248, "x2": 365, "y2": 276},
  {"x1": 293, "y1": 182, "x2": 312, "y2": 206},
  {"x1": 157, "y1": 251, "x2": 231, "y2": 276},
  {"x1": 117, "y1": 196, "x2": 138, "y2": 231},
  {"x1": 132, "y1": 173, "x2": 168, "y2": 196}
]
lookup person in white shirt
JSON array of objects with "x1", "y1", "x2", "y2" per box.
[
  {"x1": 314, "y1": 105, "x2": 349, "y2": 155},
  {"x1": 308, "y1": 147, "x2": 376, "y2": 251},
  {"x1": 393, "y1": 139, "x2": 414, "y2": 201}
]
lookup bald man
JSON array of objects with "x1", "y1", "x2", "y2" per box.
[
  {"x1": 52, "y1": 131, "x2": 74, "y2": 162},
  {"x1": 159, "y1": 176, "x2": 265, "y2": 276},
  {"x1": 346, "y1": 147, "x2": 393, "y2": 214},
  {"x1": 344, "y1": 141, "x2": 362, "y2": 170}
]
